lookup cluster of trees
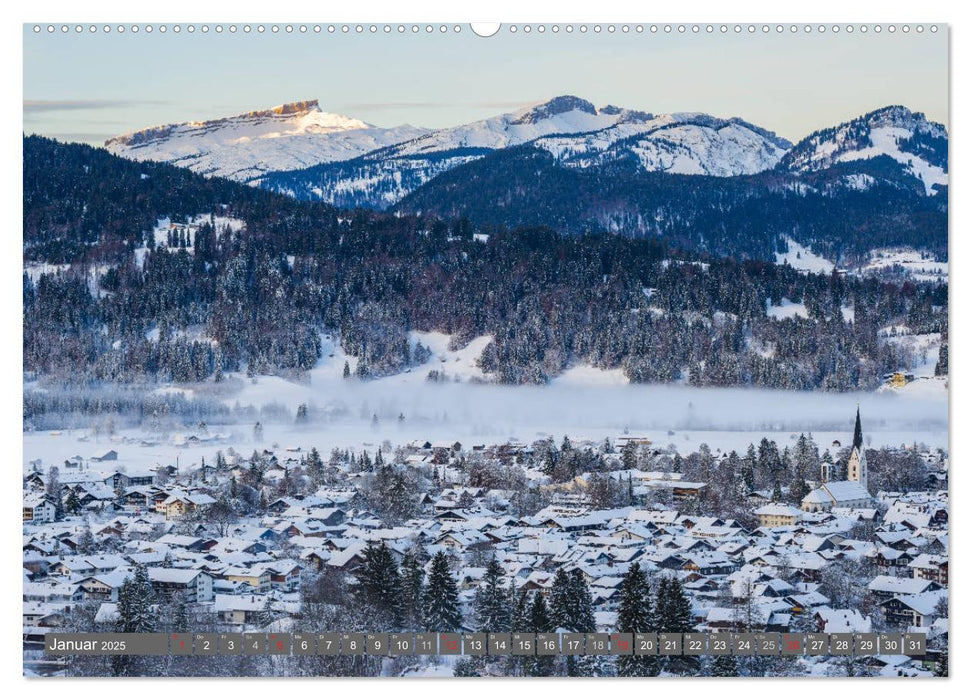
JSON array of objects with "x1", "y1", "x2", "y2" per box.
[
  {"x1": 25, "y1": 136, "x2": 946, "y2": 391},
  {"x1": 353, "y1": 545, "x2": 462, "y2": 633},
  {"x1": 349, "y1": 548, "x2": 701, "y2": 677}
]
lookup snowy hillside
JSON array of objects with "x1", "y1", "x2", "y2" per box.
[
  {"x1": 105, "y1": 100, "x2": 429, "y2": 181},
  {"x1": 536, "y1": 113, "x2": 790, "y2": 176},
  {"x1": 780, "y1": 106, "x2": 948, "y2": 196}
]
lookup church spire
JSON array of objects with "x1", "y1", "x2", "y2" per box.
[{"x1": 853, "y1": 405, "x2": 863, "y2": 450}]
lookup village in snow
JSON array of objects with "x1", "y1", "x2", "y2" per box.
[{"x1": 22, "y1": 403, "x2": 949, "y2": 677}]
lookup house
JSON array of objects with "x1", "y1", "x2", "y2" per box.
[
  {"x1": 23, "y1": 579, "x2": 84, "y2": 604},
  {"x1": 755, "y1": 503, "x2": 803, "y2": 528},
  {"x1": 867, "y1": 575, "x2": 942, "y2": 601},
  {"x1": 682, "y1": 551, "x2": 735, "y2": 576},
  {"x1": 222, "y1": 566, "x2": 271, "y2": 593},
  {"x1": 814, "y1": 606, "x2": 872, "y2": 633},
  {"x1": 77, "y1": 569, "x2": 134, "y2": 602},
  {"x1": 214, "y1": 594, "x2": 269, "y2": 625},
  {"x1": 671, "y1": 482, "x2": 707, "y2": 500},
  {"x1": 159, "y1": 492, "x2": 217, "y2": 519},
  {"x1": 261, "y1": 561, "x2": 303, "y2": 592},
  {"x1": 326, "y1": 544, "x2": 368, "y2": 572},
  {"x1": 908, "y1": 554, "x2": 948, "y2": 585},
  {"x1": 23, "y1": 493, "x2": 56, "y2": 523},
  {"x1": 147, "y1": 567, "x2": 214, "y2": 603},
  {"x1": 879, "y1": 589, "x2": 947, "y2": 628}
]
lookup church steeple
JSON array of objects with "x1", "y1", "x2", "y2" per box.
[
  {"x1": 853, "y1": 405, "x2": 864, "y2": 450},
  {"x1": 847, "y1": 406, "x2": 868, "y2": 490}
]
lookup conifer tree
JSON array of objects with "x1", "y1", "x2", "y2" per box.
[
  {"x1": 672, "y1": 453, "x2": 684, "y2": 474},
  {"x1": 657, "y1": 577, "x2": 695, "y2": 633},
  {"x1": 356, "y1": 542, "x2": 403, "y2": 630},
  {"x1": 259, "y1": 596, "x2": 275, "y2": 628},
  {"x1": 474, "y1": 557, "x2": 510, "y2": 632},
  {"x1": 424, "y1": 551, "x2": 462, "y2": 631},
  {"x1": 400, "y1": 551, "x2": 425, "y2": 631},
  {"x1": 64, "y1": 489, "x2": 81, "y2": 515},
  {"x1": 711, "y1": 653, "x2": 740, "y2": 676},
  {"x1": 306, "y1": 447, "x2": 324, "y2": 483},
  {"x1": 172, "y1": 595, "x2": 190, "y2": 633},
  {"x1": 117, "y1": 564, "x2": 158, "y2": 634},
  {"x1": 742, "y1": 444, "x2": 757, "y2": 490},
  {"x1": 616, "y1": 563, "x2": 657, "y2": 677},
  {"x1": 527, "y1": 593, "x2": 555, "y2": 676},
  {"x1": 549, "y1": 568, "x2": 572, "y2": 631},
  {"x1": 621, "y1": 440, "x2": 639, "y2": 471},
  {"x1": 656, "y1": 576, "x2": 698, "y2": 674}
]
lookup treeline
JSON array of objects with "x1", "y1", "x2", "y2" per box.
[
  {"x1": 24, "y1": 136, "x2": 947, "y2": 390},
  {"x1": 23, "y1": 385, "x2": 231, "y2": 430}
]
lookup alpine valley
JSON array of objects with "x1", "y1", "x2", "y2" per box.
[{"x1": 24, "y1": 96, "x2": 947, "y2": 399}]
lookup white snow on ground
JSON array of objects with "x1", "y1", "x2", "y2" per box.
[
  {"x1": 765, "y1": 298, "x2": 853, "y2": 323},
  {"x1": 843, "y1": 173, "x2": 876, "y2": 191},
  {"x1": 24, "y1": 263, "x2": 71, "y2": 282},
  {"x1": 881, "y1": 375, "x2": 949, "y2": 401},
  {"x1": 882, "y1": 331, "x2": 942, "y2": 375},
  {"x1": 552, "y1": 365, "x2": 630, "y2": 387},
  {"x1": 143, "y1": 324, "x2": 216, "y2": 346},
  {"x1": 766, "y1": 298, "x2": 809, "y2": 320},
  {"x1": 226, "y1": 332, "x2": 494, "y2": 412},
  {"x1": 409, "y1": 331, "x2": 492, "y2": 383},
  {"x1": 857, "y1": 248, "x2": 948, "y2": 283},
  {"x1": 24, "y1": 263, "x2": 114, "y2": 299},
  {"x1": 24, "y1": 330, "x2": 948, "y2": 477},
  {"x1": 775, "y1": 237, "x2": 836, "y2": 275},
  {"x1": 838, "y1": 126, "x2": 948, "y2": 196}
]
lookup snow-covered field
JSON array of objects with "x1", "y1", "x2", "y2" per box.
[
  {"x1": 766, "y1": 298, "x2": 809, "y2": 320},
  {"x1": 775, "y1": 237, "x2": 835, "y2": 275},
  {"x1": 858, "y1": 248, "x2": 948, "y2": 283}
]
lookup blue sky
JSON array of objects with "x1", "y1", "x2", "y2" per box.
[{"x1": 23, "y1": 25, "x2": 948, "y2": 145}]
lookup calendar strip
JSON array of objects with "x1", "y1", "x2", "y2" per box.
[{"x1": 45, "y1": 632, "x2": 926, "y2": 657}]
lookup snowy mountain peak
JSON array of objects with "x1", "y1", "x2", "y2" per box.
[
  {"x1": 104, "y1": 99, "x2": 428, "y2": 181},
  {"x1": 510, "y1": 95, "x2": 598, "y2": 124},
  {"x1": 262, "y1": 99, "x2": 321, "y2": 116},
  {"x1": 863, "y1": 105, "x2": 944, "y2": 133},
  {"x1": 106, "y1": 100, "x2": 372, "y2": 150},
  {"x1": 780, "y1": 105, "x2": 948, "y2": 194}
]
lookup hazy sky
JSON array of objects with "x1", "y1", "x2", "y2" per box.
[{"x1": 23, "y1": 25, "x2": 949, "y2": 145}]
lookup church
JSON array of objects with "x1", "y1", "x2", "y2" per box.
[{"x1": 801, "y1": 408, "x2": 874, "y2": 512}]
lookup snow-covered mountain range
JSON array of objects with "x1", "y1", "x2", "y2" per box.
[
  {"x1": 105, "y1": 97, "x2": 947, "y2": 208},
  {"x1": 254, "y1": 96, "x2": 793, "y2": 208},
  {"x1": 105, "y1": 100, "x2": 429, "y2": 181}
]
